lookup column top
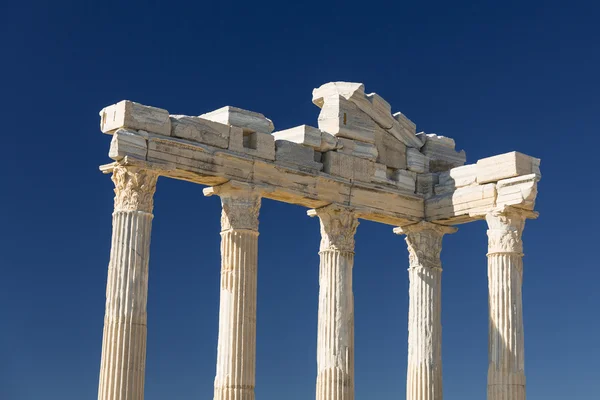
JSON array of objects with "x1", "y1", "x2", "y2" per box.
[
  {"x1": 99, "y1": 155, "x2": 173, "y2": 175},
  {"x1": 393, "y1": 221, "x2": 457, "y2": 236},
  {"x1": 308, "y1": 204, "x2": 359, "y2": 252},
  {"x1": 203, "y1": 180, "x2": 264, "y2": 198}
]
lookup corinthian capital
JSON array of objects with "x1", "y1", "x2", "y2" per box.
[
  {"x1": 394, "y1": 222, "x2": 457, "y2": 270},
  {"x1": 111, "y1": 165, "x2": 158, "y2": 213},
  {"x1": 204, "y1": 182, "x2": 261, "y2": 231},
  {"x1": 308, "y1": 205, "x2": 359, "y2": 253},
  {"x1": 485, "y1": 207, "x2": 537, "y2": 255}
]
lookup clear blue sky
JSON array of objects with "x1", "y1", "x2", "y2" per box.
[{"x1": 1, "y1": 1, "x2": 599, "y2": 399}]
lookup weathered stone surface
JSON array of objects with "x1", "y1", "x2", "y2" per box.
[
  {"x1": 98, "y1": 88, "x2": 540, "y2": 229},
  {"x1": 312, "y1": 81, "x2": 365, "y2": 107},
  {"x1": 204, "y1": 185, "x2": 261, "y2": 400},
  {"x1": 435, "y1": 164, "x2": 477, "y2": 194},
  {"x1": 392, "y1": 169, "x2": 417, "y2": 193},
  {"x1": 275, "y1": 140, "x2": 322, "y2": 171},
  {"x1": 313, "y1": 82, "x2": 423, "y2": 148},
  {"x1": 201, "y1": 106, "x2": 274, "y2": 134},
  {"x1": 496, "y1": 173, "x2": 538, "y2": 210},
  {"x1": 229, "y1": 126, "x2": 275, "y2": 161},
  {"x1": 438, "y1": 164, "x2": 477, "y2": 187},
  {"x1": 426, "y1": 183, "x2": 497, "y2": 222},
  {"x1": 272, "y1": 125, "x2": 321, "y2": 149},
  {"x1": 486, "y1": 208, "x2": 537, "y2": 400},
  {"x1": 322, "y1": 151, "x2": 374, "y2": 183},
  {"x1": 375, "y1": 127, "x2": 407, "y2": 170},
  {"x1": 170, "y1": 115, "x2": 229, "y2": 149},
  {"x1": 109, "y1": 129, "x2": 147, "y2": 161},
  {"x1": 317, "y1": 95, "x2": 379, "y2": 143},
  {"x1": 419, "y1": 133, "x2": 466, "y2": 172},
  {"x1": 394, "y1": 222, "x2": 456, "y2": 400},
  {"x1": 477, "y1": 151, "x2": 540, "y2": 184},
  {"x1": 308, "y1": 205, "x2": 358, "y2": 400},
  {"x1": 98, "y1": 166, "x2": 158, "y2": 400},
  {"x1": 100, "y1": 100, "x2": 171, "y2": 135},
  {"x1": 97, "y1": 85, "x2": 543, "y2": 400},
  {"x1": 320, "y1": 131, "x2": 340, "y2": 152},
  {"x1": 417, "y1": 173, "x2": 439, "y2": 198},
  {"x1": 372, "y1": 164, "x2": 415, "y2": 193},
  {"x1": 337, "y1": 137, "x2": 378, "y2": 161},
  {"x1": 393, "y1": 112, "x2": 417, "y2": 136},
  {"x1": 407, "y1": 148, "x2": 429, "y2": 173}
]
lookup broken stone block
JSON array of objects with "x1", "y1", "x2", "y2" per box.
[
  {"x1": 320, "y1": 131, "x2": 340, "y2": 151},
  {"x1": 477, "y1": 151, "x2": 540, "y2": 184},
  {"x1": 389, "y1": 111, "x2": 421, "y2": 148},
  {"x1": 313, "y1": 81, "x2": 423, "y2": 148},
  {"x1": 416, "y1": 173, "x2": 439, "y2": 198},
  {"x1": 200, "y1": 106, "x2": 274, "y2": 134},
  {"x1": 426, "y1": 183, "x2": 497, "y2": 220},
  {"x1": 393, "y1": 112, "x2": 417, "y2": 135},
  {"x1": 317, "y1": 95, "x2": 379, "y2": 144},
  {"x1": 271, "y1": 125, "x2": 341, "y2": 152},
  {"x1": 170, "y1": 115, "x2": 229, "y2": 149},
  {"x1": 322, "y1": 151, "x2": 374, "y2": 182},
  {"x1": 373, "y1": 163, "x2": 390, "y2": 183},
  {"x1": 109, "y1": 129, "x2": 147, "y2": 161},
  {"x1": 100, "y1": 100, "x2": 171, "y2": 136},
  {"x1": 275, "y1": 140, "x2": 322, "y2": 171},
  {"x1": 419, "y1": 133, "x2": 466, "y2": 172},
  {"x1": 391, "y1": 169, "x2": 417, "y2": 193},
  {"x1": 229, "y1": 126, "x2": 275, "y2": 160},
  {"x1": 371, "y1": 164, "x2": 415, "y2": 193},
  {"x1": 407, "y1": 148, "x2": 429, "y2": 173},
  {"x1": 312, "y1": 81, "x2": 365, "y2": 108},
  {"x1": 438, "y1": 164, "x2": 477, "y2": 187},
  {"x1": 272, "y1": 125, "x2": 321, "y2": 148},
  {"x1": 374, "y1": 128, "x2": 407, "y2": 169},
  {"x1": 496, "y1": 173, "x2": 538, "y2": 210},
  {"x1": 337, "y1": 137, "x2": 378, "y2": 161}
]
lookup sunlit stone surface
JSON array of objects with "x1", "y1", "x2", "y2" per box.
[{"x1": 97, "y1": 81, "x2": 541, "y2": 400}]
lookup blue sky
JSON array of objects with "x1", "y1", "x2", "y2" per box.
[{"x1": 1, "y1": 1, "x2": 599, "y2": 399}]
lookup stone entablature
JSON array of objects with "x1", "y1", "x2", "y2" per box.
[
  {"x1": 96, "y1": 81, "x2": 541, "y2": 400},
  {"x1": 100, "y1": 82, "x2": 540, "y2": 227}
]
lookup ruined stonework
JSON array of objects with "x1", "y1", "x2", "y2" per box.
[{"x1": 97, "y1": 81, "x2": 541, "y2": 400}]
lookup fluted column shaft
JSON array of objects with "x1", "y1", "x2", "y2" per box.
[
  {"x1": 309, "y1": 205, "x2": 359, "y2": 400},
  {"x1": 98, "y1": 165, "x2": 158, "y2": 400},
  {"x1": 395, "y1": 222, "x2": 456, "y2": 400},
  {"x1": 211, "y1": 186, "x2": 261, "y2": 400},
  {"x1": 486, "y1": 208, "x2": 534, "y2": 400}
]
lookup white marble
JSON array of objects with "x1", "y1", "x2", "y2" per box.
[
  {"x1": 394, "y1": 222, "x2": 456, "y2": 400},
  {"x1": 97, "y1": 165, "x2": 158, "y2": 400},
  {"x1": 486, "y1": 207, "x2": 537, "y2": 400},
  {"x1": 205, "y1": 183, "x2": 261, "y2": 400},
  {"x1": 308, "y1": 205, "x2": 359, "y2": 400},
  {"x1": 201, "y1": 105, "x2": 274, "y2": 134},
  {"x1": 97, "y1": 83, "x2": 544, "y2": 400},
  {"x1": 477, "y1": 151, "x2": 540, "y2": 184},
  {"x1": 100, "y1": 100, "x2": 171, "y2": 136}
]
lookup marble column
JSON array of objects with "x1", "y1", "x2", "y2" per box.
[
  {"x1": 394, "y1": 222, "x2": 456, "y2": 400},
  {"x1": 308, "y1": 205, "x2": 359, "y2": 400},
  {"x1": 206, "y1": 184, "x2": 261, "y2": 400},
  {"x1": 486, "y1": 207, "x2": 536, "y2": 400},
  {"x1": 98, "y1": 165, "x2": 158, "y2": 400}
]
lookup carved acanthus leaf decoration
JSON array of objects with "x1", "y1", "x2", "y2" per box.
[
  {"x1": 486, "y1": 208, "x2": 528, "y2": 255},
  {"x1": 399, "y1": 222, "x2": 456, "y2": 270},
  {"x1": 112, "y1": 166, "x2": 158, "y2": 213},
  {"x1": 314, "y1": 206, "x2": 359, "y2": 253},
  {"x1": 220, "y1": 192, "x2": 261, "y2": 231}
]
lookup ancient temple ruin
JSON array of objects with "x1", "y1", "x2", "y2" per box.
[{"x1": 96, "y1": 82, "x2": 541, "y2": 400}]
